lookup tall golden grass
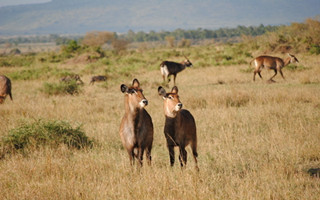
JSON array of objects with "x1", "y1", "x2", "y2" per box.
[{"x1": 0, "y1": 48, "x2": 320, "y2": 199}]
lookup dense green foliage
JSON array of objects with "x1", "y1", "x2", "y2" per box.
[{"x1": 1, "y1": 120, "x2": 93, "y2": 156}]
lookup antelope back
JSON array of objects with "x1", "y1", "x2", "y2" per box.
[{"x1": 158, "y1": 86, "x2": 182, "y2": 118}]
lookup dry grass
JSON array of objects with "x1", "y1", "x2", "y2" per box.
[{"x1": 0, "y1": 51, "x2": 320, "y2": 200}]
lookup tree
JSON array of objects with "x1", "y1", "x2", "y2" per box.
[
  {"x1": 82, "y1": 31, "x2": 115, "y2": 47},
  {"x1": 165, "y1": 36, "x2": 175, "y2": 48},
  {"x1": 112, "y1": 39, "x2": 129, "y2": 53}
]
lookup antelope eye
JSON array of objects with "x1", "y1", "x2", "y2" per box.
[
  {"x1": 168, "y1": 96, "x2": 173, "y2": 100},
  {"x1": 129, "y1": 89, "x2": 136, "y2": 94}
]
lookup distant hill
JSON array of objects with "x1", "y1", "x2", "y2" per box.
[{"x1": 0, "y1": 0, "x2": 319, "y2": 35}]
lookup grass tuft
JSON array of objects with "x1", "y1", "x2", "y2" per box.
[
  {"x1": 286, "y1": 64, "x2": 310, "y2": 71},
  {"x1": 42, "y1": 81, "x2": 82, "y2": 95}
]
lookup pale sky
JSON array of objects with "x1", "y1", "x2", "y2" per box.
[{"x1": 0, "y1": 0, "x2": 51, "y2": 7}]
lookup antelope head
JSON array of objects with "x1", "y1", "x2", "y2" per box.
[
  {"x1": 158, "y1": 86, "x2": 182, "y2": 118},
  {"x1": 183, "y1": 55, "x2": 193, "y2": 67},
  {"x1": 288, "y1": 53, "x2": 299, "y2": 64},
  {"x1": 121, "y1": 79, "x2": 148, "y2": 111}
]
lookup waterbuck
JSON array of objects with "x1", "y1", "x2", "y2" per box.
[
  {"x1": 60, "y1": 74, "x2": 84, "y2": 84},
  {"x1": 89, "y1": 75, "x2": 107, "y2": 85},
  {"x1": 160, "y1": 56, "x2": 192, "y2": 86},
  {"x1": 119, "y1": 79, "x2": 154, "y2": 166},
  {"x1": 158, "y1": 86, "x2": 198, "y2": 169},
  {"x1": 0, "y1": 75, "x2": 13, "y2": 104},
  {"x1": 251, "y1": 53, "x2": 299, "y2": 81}
]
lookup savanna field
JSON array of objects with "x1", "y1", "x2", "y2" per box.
[{"x1": 1, "y1": 29, "x2": 320, "y2": 199}]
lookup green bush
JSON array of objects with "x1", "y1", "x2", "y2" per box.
[
  {"x1": 42, "y1": 81, "x2": 81, "y2": 95},
  {"x1": 62, "y1": 40, "x2": 81, "y2": 54},
  {"x1": 309, "y1": 44, "x2": 320, "y2": 55},
  {"x1": 1, "y1": 120, "x2": 93, "y2": 156}
]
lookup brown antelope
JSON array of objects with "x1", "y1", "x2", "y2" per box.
[
  {"x1": 160, "y1": 56, "x2": 192, "y2": 85},
  {"x1": 119, "y1": 79, "x2": 154, "y2": 166},
  {"x1": 158, "y1": 86, "x2": 198, "y2": 169},
  {"x1": 89, "y1": 75, "x2": 107, "y2": 85},
  {"x1": 0, "y1": 75, "x2": 13, "y2": 104},
  {"x1": 251, "y1": 53, "x2": 299, "y2": 81},
  {"x1": 60, "y1": 74, "x2": 84, "y2": 84}
]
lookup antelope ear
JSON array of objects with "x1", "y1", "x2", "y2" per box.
[
  {"x1": 132, "y1": 79, "x2": 140, "y2": 88},
  {"x1": 158, "y1": 86, "x2": 166, "y2": 97},
  {"x1": 121, "y1": 84, "x2": 128, "y2": 93},
  {"x1": 171, "y1": 86, "x2": 178, "y2": 94}
]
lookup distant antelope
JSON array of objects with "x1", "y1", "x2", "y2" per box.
[
  {"x1": 160, "y1": 56, "x2": 192, "y2": 85},
  {"x1": 89, "y1": 75, "x2": 107, "y2": 85},
  {"x1": 251, "y1": 53, "x2": 299, "y2": 81},
  {"x1": 158, "y1": 86, "x2": 198, "y2": 169},
  {"x1": 0, "y1": 75, "x2": 13, "y2": 104},
  {"x1": 60, "y1": 74, "x2": 84, "y2": 84},
  {"x1": 119, "y1": 79, "x2": 154, "y2": 166}
]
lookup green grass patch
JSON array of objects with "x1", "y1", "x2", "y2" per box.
[
  {"x1": 0, "y1": 54, "x2": 35, "y2": 67},
  {"x1": 1, "y1": 119, "x2": 94, "y2": 157},
  {"x1": 8, "y1": 66, "x2": 68, "y2": 80},
  {"x1": 42, "y1": 81, "x2": 82, "y2": 95},
  {"x1": 309, "y1": 44, "x2": 320, "y2": 55},
  {"x1": 9, "y1": 66, "x2": 51, "y2": 80},
  {"x1": 286, "y1": 64, "x2": 310, "y2": 71}
]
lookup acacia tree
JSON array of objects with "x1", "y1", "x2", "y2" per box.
[{"x1": 81, "y1": 31, "x2": 115, "y2": 47}]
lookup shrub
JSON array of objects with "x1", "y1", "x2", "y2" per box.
[
  {"x1": 1, "y1": 120, "x2": 94, "y2": 157},
  {"x1": 62, "y1": 40, "x2": 81, "y2": 54},
  {"x1": 82, "y1": 31, "x2": 114, "y2": 47},
  {"x1": 165, "y1": 36, "x2": 175, "y2": 47},
  {"x1": 178, "y1": 38, "x2": 191, "y2": 48},
  {"x1": 112, "y1": 39, "x2": 129, "y2": 53},
  {"x1": 9, "y1": 48, "x2": 21, "y2": 55},
  {"x1": 309, "y1": 44, "x2": 320, "y2": 55},
  {"x1": 42, "y1": 81, "x2": 81, "y2": 95}
]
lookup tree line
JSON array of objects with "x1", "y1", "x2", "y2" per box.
[
  {"x1": 0, "y1": 24, "x2": 280, "y2": 45},
  {"x1": 123, "y1": 24, "x2": 280, "y2": 42}
]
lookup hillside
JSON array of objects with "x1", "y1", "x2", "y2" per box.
[{"x1": 0, "y1": 0, "x2": 319, "y2": 35}]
